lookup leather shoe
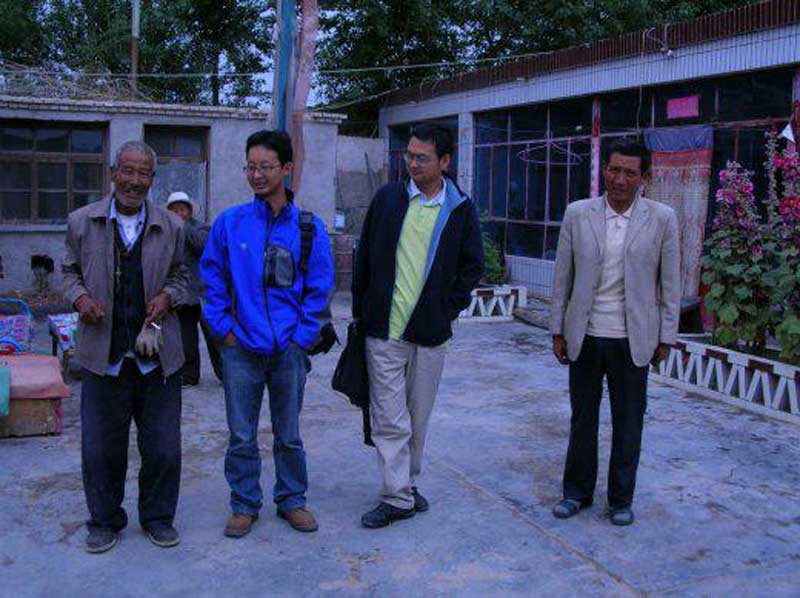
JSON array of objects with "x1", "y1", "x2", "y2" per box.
[
  {"x1": 278, "y1": 507, "x2": 318, "y2": 532},
  {"x1": 412, "y1": 487, "x2": 429, "y2": 513},
  {"x1": 224, "y1": 513, "x2": 258, "y2": 538},
  {"x1": 86, "y1": 528, "x2": 118, "y2": 554},
  {"x1": 361, "y1": 502, "x2": 416, "y2": 529},
  {"x1": 144, "y1": 524, "x2": 180, "y2": 548},
  {"x1": 552, "y1": 498, "x2": 592, "y2": 519},
  {"x1": 608, "y1": 506, "x2": 635, "y2": 526}
]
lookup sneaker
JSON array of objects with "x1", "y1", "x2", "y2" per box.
[
  {"x1": 412, "y1": 487, "x2": 429, "y2": 513},
  {"x1": 85, "y1": 528, "x2": 118, "y2": 554},
  {"x1": 224, "y1": 513, "x2": 258, "y2": 538},
  {"x1": 361, "y1": 502, "x2": 416, "y2": 529},
  {"x1": 277, "y1": 507, "x2": 319, "y2": 533},
  {"x1": 144, "y1": 524, "x2": 180, "y2": 548}
]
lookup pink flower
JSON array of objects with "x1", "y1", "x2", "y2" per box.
[{"x1": 752, "y1": 245, "x2": 763, "y2": 257}]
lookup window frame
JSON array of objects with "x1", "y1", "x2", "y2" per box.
[{"x1": 0, "y1": 120, "x2": 108, "y2": 223}]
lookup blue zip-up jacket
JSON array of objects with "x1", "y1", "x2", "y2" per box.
[
  {"x1": 200, "y1": 196, "x2": 334, "y2": 355},
  {"x1": 353, "y1": 176, "x2": 484, "y2": 346}
]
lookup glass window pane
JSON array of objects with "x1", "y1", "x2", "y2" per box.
[
  {"x1": 389, "y1": 125, "x2": 411, "y2": 151},
  {"x1": 508, "y1": 145, "x2": 526, "y2": 220},
  {"x1": 175, "y1": 132, "x2": 204, "y2": 158},
  {"x1": 145, "y1": 130, "x2": 172, "y2": 157},
  {"x1": 1, "y1": 191, "x2": 31, "y2": 219},
  {"x1": 601, "y1": 90, "x2": 647, "y2": 131},
  {"x1": 71, "y1": 128, "x2": 104, "y2": 153},
  {"x1": 549, "y1": 98, "x2": 592, "y2": 137},
  {"x1": 491, "y1": 146, "x2": 508, "y2": 218},
  {"x1": 481, "y1": 219, "x2": 506, "y2": 253},
  {"x1": 74, "y1": 192, "x2": 102, "y2": 210},
  {"x1": 39, "y1": 163, "x2": 67, "y2": 189},
  {"x1": 475, "y1": 111, "x2": 509, "y2": 144},
  {"x1": 74, "y1": 163, "x2": 103, "y2": 190},
  {"x1": 525, "y1": 144, "x2": 547, "y2": 222},
  {"x1": 544, "y1": 225, "x2": 561, "y2": 261},
  {"x1": 507, "y1": 222, "x2": 544, "y2": 258},
  {"x1": 549, "y1": 158, "x2": 568, "y2": 221},
  {"x1": 36, "y1": 128, "x2": 69, "y2": 152},
  {"x1": 568, "y1": 139, "x2": 592, "y2": 203},
  {"x1": 474, "y1": 147, "x2": 490, "y2": 215},
  {"x1": 0, "y1": 162, "x2": 31, "y2": 189},
  {"x1": 510, "y1": 106, "x2": 547, "y2": 141},
  {"x1": 1, "y1": 126, "x2": 34, "y2": 151},
  {"x1": 38, "y1": 191, "x2": 68, "y2": 220},
  {"x1": 718, "y1": 68, "x2": 794, "y2": 121}
]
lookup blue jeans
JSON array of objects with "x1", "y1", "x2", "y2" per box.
[{"x1": 222, "y1": 341, "x2": 310, "y2": 515}]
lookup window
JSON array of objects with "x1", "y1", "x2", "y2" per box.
[
  {"x1": 0, "y1": 121, "x2": 106, "y2": 223},
  {"x1": 717, "y1": 67, "x2": 795, "y2": 121},
  {"x1": 474, "y1": 100, "x2": 592, "y2": 260},
  {"x1": 144, "y1": 126, "x2": 208, "y2": 211}
]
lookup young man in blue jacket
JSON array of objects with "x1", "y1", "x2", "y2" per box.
[
  {"x1": 201, "y1": 130, "x2": 334, "y2": 537},
  {"x1": 353, "y1": 124, "x2": 484, "y2": 528}
]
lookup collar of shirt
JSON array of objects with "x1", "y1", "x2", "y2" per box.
[
  {"x1": 109, "y1": 196, "x2": 146, "y2": 244},
  {"x1": 408, "y1": 178, "x2": 446, "y2": 207},
  {"x1": 603, "y1": 192, "x2": 638, "y2": 221}
]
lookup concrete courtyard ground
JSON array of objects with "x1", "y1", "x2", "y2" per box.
[{"x1": 1, "y1": 293, "x2": 799, "y2": 597}]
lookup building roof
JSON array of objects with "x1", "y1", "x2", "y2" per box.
[
  {"x1": 384, "y1": 0, "x2": 800, "y2": 107},
  {"x1": 0, "y1": 94, "x2": 346, "y2": 123}
]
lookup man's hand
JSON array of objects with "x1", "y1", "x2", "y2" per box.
[
  {"x1": 552, "y1": 335, "x2": 570, "y2": 365},
  {"x1": 145, "y1": 291, "x2": 171, "y2": 326},
  {"x1": 222, "y1": 331, "x2": 237, "y2": 346},
  {"x1": 75, "y1": 294, "x2": 105, "y2": 324},
  {"x1": 651, "y1": 343, "x2": 671, "y2": 367}
]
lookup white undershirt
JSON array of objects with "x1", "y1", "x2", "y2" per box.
[
  {"x1": 586, "y1": 198, "x2": 635, "y2": 338},
  {"x1": 116, "y1": 211, "x2": 141, "y2": 248}
]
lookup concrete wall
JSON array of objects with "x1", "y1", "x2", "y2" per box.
[
  {"x1": 335, "y1": 135, "x2": 387, "y2": 235},
  {"x1": 0, "y1": 98, "x2": 344, "y2": 294}
]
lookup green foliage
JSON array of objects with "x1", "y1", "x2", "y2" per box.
[
  {"x1": 1, "y1": 0, "x2": 273, "y2": 106},
  {"x1": 481, "y1": 231, "x2": 506, "y2": 285},
  {"x1": 316, "y1": 0, "x2": 757, "y2": 134}
]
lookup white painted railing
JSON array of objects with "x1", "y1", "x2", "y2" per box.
[
  {"x1": 652, "y1": 336, "x2": 799, "y2": 423},
  {"x1": 459, "y1": 285, "x2": 528, "y2": 322}
]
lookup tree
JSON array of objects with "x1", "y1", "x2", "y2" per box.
[
  {"x1": 4, "y1": 0, "x2": 274, "y2": 106},
  {"x1": 315, "y1": 0, "x2": 758, "y2": 135},
  {"x1": 0, "y1": 1, "x2": 47, "y2": 65}
]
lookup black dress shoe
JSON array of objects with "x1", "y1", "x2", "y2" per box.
[
  {"x1": 144, "y1": 524, "x2": 180, "y2": 547},
  {"x1": 86, "y1": 528, "x2": 118, "y2": 554},
  {"x1": 552, "y1": 498, "x2": 592, "y2": 519},
  {"x1": 412, "y1": 487, "x2": 429, "y2": 513},
  {"x1": 608, "y1": 506, "x2": 634, "y2": 526},
  {"x1": 361, "y1": 502, "x2": 416, "y2": 529}
]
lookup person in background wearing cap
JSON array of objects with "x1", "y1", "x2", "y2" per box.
[{"x1": 166, "y1": 191, "x2": 222, "y2": 386}]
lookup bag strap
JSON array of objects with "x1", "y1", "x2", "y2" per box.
[{"x1": 299, "y1": 210, "x2": 315, "y2": 276}]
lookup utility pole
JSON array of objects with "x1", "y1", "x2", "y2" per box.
[
  {"x1": 271, "y1": 0, "x2": 297, "y2": 131},
  {"x1": 129, "y1": 0, "x2": 140, "y2": 97}
]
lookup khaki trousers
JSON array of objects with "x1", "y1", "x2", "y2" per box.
[{"x1": 365, "y1": 337, "x2": 447, "y2": 509}]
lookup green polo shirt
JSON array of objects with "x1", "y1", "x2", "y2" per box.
[{"x1": 388, "y1": 182, "x2": 445, "y2": 340}]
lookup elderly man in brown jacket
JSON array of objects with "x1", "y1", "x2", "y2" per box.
[{"x1": 62, "y1": 140, "x2": 188, "y2": 553}]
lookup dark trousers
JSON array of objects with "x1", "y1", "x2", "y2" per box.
[
  {"x1": 178, "y1": 304, "x2": 223, "y2": 384},
  {"x1": 563, "y1": 336, "x2": 649, "y2": 509},
  {"x1": 81, "y1": 360, "x2": 181, "y2": 531}
]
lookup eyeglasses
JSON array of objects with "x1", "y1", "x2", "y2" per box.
[
  {"x1": 403, "y1": 152, "x2": 435, "y2": 166},
  {"x1": 244, "y1": 163, "x2": 282, "y2": 176}
]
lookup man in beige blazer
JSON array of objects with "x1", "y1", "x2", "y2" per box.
[{"x1": 549, "y1": 139, "x2": 680, "y2": 526}]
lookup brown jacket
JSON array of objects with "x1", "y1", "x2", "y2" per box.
[{"x1": 62, "y1": 197, "x2": 188, "y2": 376}]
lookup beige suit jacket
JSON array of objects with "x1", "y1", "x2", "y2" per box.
[{"x1": 549, "y1": 196, "x2": 681, "y2": 367}]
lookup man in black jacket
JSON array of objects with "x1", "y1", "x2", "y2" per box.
[{"x1": 353, "y1": 123, "x2": 484, "y2": 528}]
